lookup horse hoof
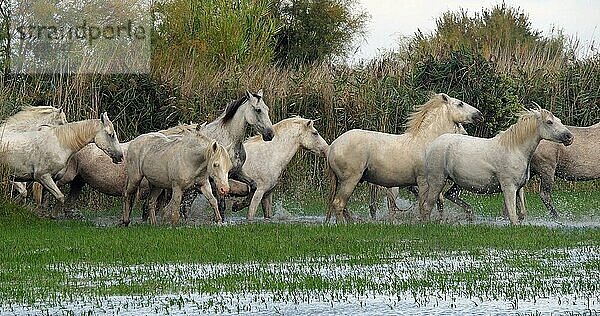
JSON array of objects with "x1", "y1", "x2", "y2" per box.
[{"x1": 118, "y1": 220, "x2": 130, "y2": 227}]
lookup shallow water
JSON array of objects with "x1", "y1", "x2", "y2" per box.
[
  {"x1": 4, "y1": 292, "x2": 599, "y2": 315},
  {"x1": 2, "y1": 247, "x2": 598, "y2": 315}
]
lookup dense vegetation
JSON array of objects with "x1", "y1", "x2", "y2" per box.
[{"x1": 0, "y1": 3, "x2": 598, "y2": 198}]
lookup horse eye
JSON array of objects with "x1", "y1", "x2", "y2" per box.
[
  {"x1": 255, "y1": 108, "x2": 262, "y2": 113},
  {"x1": 312, "y1": 131, "x2": 318, "y2": 135},
  {"x1": 457, "y1": 102, "x2": 464, "y2": 107},
  {"x1": 546, "y1": 120, "x2": 553, "y2": 125},
  {"x1": 213, "y1": 163, "x2": 219, "y2": 168}
]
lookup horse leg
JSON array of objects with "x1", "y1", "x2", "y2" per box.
[
  {"x1": 147, "y1": 187, "x2": 162, "y2": 226},
  {"x1": 230, "y1": 171, "x2": 257, "y2": 213},
  {"x1": 386, "y1": 187, "x2": 400, "y2": 212},
  {"x1": 261, "y1": 190, "x2": 273, "y2": 219},
  {"x1": 36, "y1": 174, "x2": 65, "y2": 218},
  {"x1": 443, "y1": 184, "x2": 474, "y2": 221},
  {"x1": 247, "y1": 188, "x2": 266, "y2": 221},
  {"x1": 330, "y1": 176, "x2": 360, "y2": 224},
  {"x1": 199, "y1": 178, "x2": 222, "y2": 223},
  {"x1": 417, "y1": 174, "x2": 443, "y2": 221},
  {"x1": 516, "y1": 187, "x2": 527, "y2": 220},
  {"x1": 539, "y1": 172, "x2": 559, "y2": 218},
  {"x1": 121, "y1": 173, "x2": 143, "y2": 227},
  {"x1": 500, "y1": 182, "x2": 519, "y2": 225},
  {"x1": 36, "y1": 174, "x2": 65, "y2": 204},
  {"x1": 368, "y1": 184, "x2": 379, "y2": 219},
  {"x1": 210, "y1": 179, "x2": 227, "y2": 220},
  {"x1": 167, "y1": 186, "x2": 184, "y2": 226}
]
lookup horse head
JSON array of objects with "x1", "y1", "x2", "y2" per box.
[
  {"x1": 440, "y1": 93, "x2": 483, "y2": 125},
  {"x1": 299, "y1": 119, "x2": 329, "y2": 157},
  {"x1": 242, "y1": 89, "x2": 275, "y2": 141},
  {"x1": 533, "y1": 104, "x2": 573, "y2": 146},
  {"x1": 94, "y1": 112, "x2": 124, "y2": 163},
  {"x1": 207, "y1": 140, "x2": 233, "y2": 196}
]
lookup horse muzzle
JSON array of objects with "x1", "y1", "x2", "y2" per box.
[
  {"x1": 112, "y1": 153, "x2": 124, "y2": 164},
  {"x1": 262, "y1": 128, "x2": 275, "y2": 141},
  {"x1": 472, "y1": 111, "x2": 484, "y2": 123},
  {"x1": 217, "y1": 186, "x2": 230, "y2": 196},
  {"x1": 561, "y1": 133, "x2": 574, "y2": 146}
]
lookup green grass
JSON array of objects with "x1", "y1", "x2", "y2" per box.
[{"x1": 0, "y1": 196, "x2": 598, "y2": 310}]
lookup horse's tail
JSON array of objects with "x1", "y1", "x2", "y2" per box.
[
  {"x1": 32, "y1": 182, "x2": 44, "y2": 206},
  {"x1": 325, "y1": 161, "x2": 337, "y2": 223}
]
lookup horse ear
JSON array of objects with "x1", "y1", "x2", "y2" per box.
[
  {"x1": 532, "y1": 101, "x2": 542, "y2": 111},
  {"x1": 57, "y1": 107, "x2": 63, "y2": 113},
  {"x1": 306, "y1": 120, "x2": 312, "y2": 127},
  {"x1": 212, "y1": 141, "x2": 218, "y2": 153},
  {"x1": 246, "y1": 90, "x2": 253, "y2": 99},
  {"x1": 256, "y1": 89, "x2": 263, "y2": 97},
  {"x1": 440, "y1": 93, "x2": 449, "y2": 103},
  {"x1": 100, "y1": 112, "x2": 108, "y2": 124}
]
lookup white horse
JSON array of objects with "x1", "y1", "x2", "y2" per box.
[
  {"x1": 420, "y1": 107, "x2": 573, "y2": 225},
  {"x1": 1, "y1": 113, "x2": 123, "y2": 205},
  {"x1": 368, "y1": 123, "x2": 468, "y2": 217},
  {"x1": 189, "y1": 90, "x2": 275, "y2": 219},
  {"x1": 229, "y1": 117, "x2": 329, "y2": 220},
  {"x1": 122, "y1": 126, "x2": 232, "y2": 226},
  {"x1": 326, "y1": 93, "x2": 483, "y2": 223},
  {"x1": 0, "y1": 106, "x2": 67, "y2": 201},
  {"x1": 1, "y1": 106, "x2": 67, "y2": 132}
]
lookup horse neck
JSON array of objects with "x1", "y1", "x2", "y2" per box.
[
  {"x1": 181, "y1": 135, "x2": 210, "y2": 170},
  {"x1": 497, "y1": 118, "x2": 541, "y2": 158},
  {"x1": 409, "y1": 109, "x2": 457, "y2": 143},
  {"x1": 54, "y1": 119, "x2": 101, "y2": 153},
  {"x1": 207, "y1": 112, "x2": 248, "y2": 148},
  {"x1": 266, "y1": 125, "x2": 302, "y2": 167}
]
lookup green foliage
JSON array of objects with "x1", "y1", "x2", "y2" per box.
[
  {"x1": 153, "y1": 0, "x2": 280, "y2": 68},
  {"x1": 273, "y1": 0, "x2": 368, "y2": 65},
  {"x1": 410, "y1": 4, "x2": 568, "y2": 61},
  {"x1": 409, "y1": 50, "x2": 521, "y2": 137}
]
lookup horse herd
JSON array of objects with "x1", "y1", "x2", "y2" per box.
[{"x1": 0, "y1": 91, "x2": 598, "y2": 226}]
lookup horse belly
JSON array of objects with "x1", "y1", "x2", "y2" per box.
[
  {"x1": 362, "y1": 161, "x2": 416, "y2": 187},
  {"x1": 448, "y1": 162, "x2": 500, "y2": 194}
]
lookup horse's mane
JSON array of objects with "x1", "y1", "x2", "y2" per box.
[
  {"x1": 1, "y1": 106, "x2": 61, "y2": 127},
  {"x1": 497, "y1": 110, "x2": 541, "y2": 148},
  {"x1": 245, "y1": 116, "x2": 308, "y2": 143},
  {"x1": 160, "y1": 123, "x2": 198, "y2": 136},
  {"x1": 54, "y1": 119, "x2": 101, "y2": 151},
  {"x1": 405, "y1": 94, "x2": 446, "y2": 134},
  {"x1": 221, "y1": 93, "x2": 261, "y2": 123}
]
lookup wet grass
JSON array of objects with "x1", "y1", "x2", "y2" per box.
[{"x1": 0, "y1": 192, "x2": 598, "y2": 313}]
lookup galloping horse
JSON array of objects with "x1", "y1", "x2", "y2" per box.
[
  {"x1": 1, "y1": 113, "x2": 123, "y2": 206},
  {"x1": 232, "y1": 117, "x2": 329, "y2": 220},
  {"x1": 198, "y1": 90, "x2": 275, "y2": 219},
  {"x1": 122, "y1": 126, "x2": 232, "y2": 226},
  {"x1": 421, "y1": 106, "x2": 573, "y2": 225},
  {"x1": 530, "y1": 122, "x2": 600, "y2": 217},
  {"x1": 326, "y1": 93, "x2": 483, "y2": 223}
]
